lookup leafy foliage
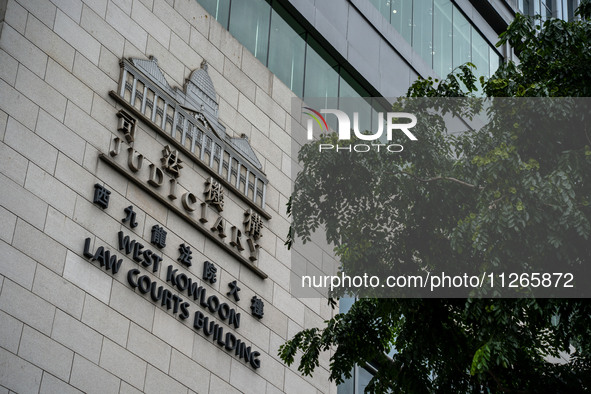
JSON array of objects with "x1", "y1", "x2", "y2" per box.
[{"x1": 280, "y1": 4, "x2": 591, "y2": 393}]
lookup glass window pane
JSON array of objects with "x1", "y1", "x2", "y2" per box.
[
  {"x1": 452, "y1": 7, "x2": 471, "y2": 68},
  {"x1": 229, "y1": 0, "x2": 271, "y2": 64},
  {"x1": 268, "y1": 3, "x2": 305, "y2": 97},
  {"x1": 371, "y1": 99, "x2": 390, "y2": 143},
  {"x1": 391, "y1": 0, "x2": 412, "y2": 44},
  {"x1": 567, "y1": 0, "x2": 575, "y2": 20},
  {"x1": 357, "y1": 366, "x2": 373, "y2": 392},
  {"x1": 339, "y1": 71, "x2": 371, "y2": 134},
  {"x1": 339, "y1": 297, "x2": 355, "y2": 313},
  {"x1": 369, "y1": 0, "x2": 391, "y2": 21},
  {"x1": 471, "y1": 28, "x2": 489, "y2": 80},
  {"x1": 541, "y1": 0, "x2": 552, "y2": 20},
  {"x1": 523, "y1": 0, "x2": 531, "y2": 14},
  {"x1": 199, "y1": 0, "x2": 230, "y2": 28},
  {"x1": 304, "y1": 38, "x2": 339, "y2": 104},
  {"x1": 433, "y1": 0, "x2": 452, "y2": 78},
  {"x1": 556, "y1": 0, "x2": 564, "y2": 19},
  {"x1": 337, "y1": 372, "x2": 354, "y2": 394},
  {"x1": 533, "y1": 0, "x2": 541, "y2": 16},
  {"x1": 489, "y1": 47, "x2": 501, "y2": 77},
  {"x1": 413, "y1": 0, "x2": 433, "y2": 67}
]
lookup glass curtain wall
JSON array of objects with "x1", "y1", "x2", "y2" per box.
[
  {"x1": 413, "y1": 0, "x2": 433, "y2": 68},
  {"x1": 267, "y1": 2, "x2": 306, "y2": 97},
  {"x1": 198, "y1": 0, "x2": 501, "y2": 131},
  {"x1": 304, "y1": 38, "x2": 339, "y2": 103},
  {"x1": 339, "y1": 71, "x2": 372, "y2": 133},
  {"x1": 198, "y1": 0, "x2": 390, "y2": 132},
  {"x1": 337, "y1": 298, "x2": 381, "y2": 394},
  {"x1": 433, "y1": 0, "x2": 452, "y2": 78},
  {"x1": 199, "y1": 0, "x2": 230, "y2": 28},
  {"x1": 370, "y1": 0, "x2": 502, "y2": 81},
  {"x1": 391, "y1": 0, "x2": 413, "y2": 43},
  {"x1": 338, "y1": 365, "x2": 375, "y2": 394},
  {"x1": 228, "y1": 0, "x2": 271, "y2": 64},
  {"x1": 304, "y1": 37, "x2": 340, "y2": 128},
  {"x1": 514, "y1": 0, "x2": 578, "y2": 21},
  {"x1": 452, "y1": 7, "x2": 471, "y2": 68}
]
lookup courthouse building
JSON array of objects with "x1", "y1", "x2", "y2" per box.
[{"x1": 0, "y1": 0, "x2": 576, "y2": 393}]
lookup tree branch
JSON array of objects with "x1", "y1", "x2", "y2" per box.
[
  {"x1": 488, "y1": 195, "x2": 505, "y2": 209},
  {"x1": 395, "y1": 171, "x2": 484, "y2": 190}
]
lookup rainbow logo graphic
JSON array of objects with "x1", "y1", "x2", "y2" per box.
[{"x1": 303, "y1": 107, "x2": 328, "y2": 132}]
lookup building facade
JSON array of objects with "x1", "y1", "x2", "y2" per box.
[
  {"x1": 0, "y1": 0, "x2": 518, "y2": 393},
  {"x1": 507, "y1": 0, "x2": 581, "y2": 21}
]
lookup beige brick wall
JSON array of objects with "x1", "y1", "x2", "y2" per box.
[{"x1": 0, "y1": 0, "x2": 336, "y2": 392}]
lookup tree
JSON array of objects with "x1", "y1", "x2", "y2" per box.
[{"x1": 280, "y1": 3, "x2": 591, "y2": 393}]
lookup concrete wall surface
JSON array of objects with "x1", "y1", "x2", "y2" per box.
[{"x1": 0, "y1": 0, "x2": 336, "y2": 392}]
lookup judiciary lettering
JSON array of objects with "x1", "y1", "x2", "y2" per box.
[{"x1": 109, "y1": 130, "x2": 262, "y2": 262}]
